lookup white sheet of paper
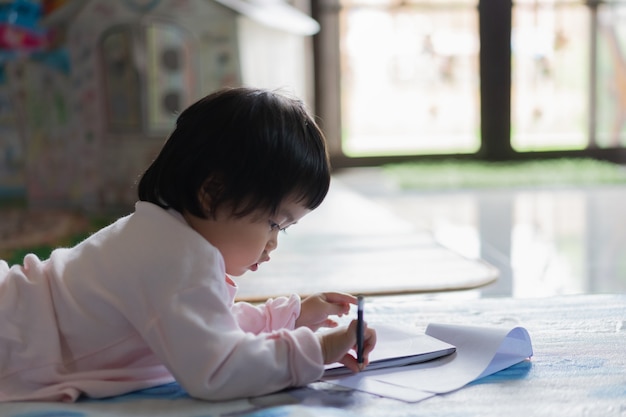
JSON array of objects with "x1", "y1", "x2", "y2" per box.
[{"x1": 322, "y1": 323, "x2": 533, "y2": 402}]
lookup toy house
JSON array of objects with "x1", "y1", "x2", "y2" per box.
[{"x1": 0, "y1": 0, "x2": 318, "y2": 211}]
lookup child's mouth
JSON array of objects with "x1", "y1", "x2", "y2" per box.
[{"x1": 250, "y1": 255, "x2": 271, "y2": 271}]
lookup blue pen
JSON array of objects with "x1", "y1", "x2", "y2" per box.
[{"x1": 356, "y1": 295, "x2": 364, "y2": 367}]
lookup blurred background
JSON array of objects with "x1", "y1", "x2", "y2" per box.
[{"x1": 1, "y1": 0, "x2": 626, "y2": 299}]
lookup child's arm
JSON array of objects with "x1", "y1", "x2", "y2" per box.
[
  {"x1": 231, "y1": 294, "x2": 301, "y2": 334},
  {"x1": 140, "y1": 284, "x2": 324, "y2": 401},
  {"x1": 231, "y1": 292, "x2": 355, "y2": 334}
]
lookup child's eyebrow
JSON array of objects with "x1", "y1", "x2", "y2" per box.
[{"x1": 278, "y1": 210, "x2": 295, "y2": 224}]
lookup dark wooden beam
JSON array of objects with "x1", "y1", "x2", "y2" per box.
[{"x1": 477, "y1": 0, "x2": 513, "y2": 161}]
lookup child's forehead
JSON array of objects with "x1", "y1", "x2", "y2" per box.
[
  {"x1": 274, "y1": 199, "x2": 311, "y2": 222},
  {"x1": 239, "y1": 197, "x2": 309, "y2": 223}
]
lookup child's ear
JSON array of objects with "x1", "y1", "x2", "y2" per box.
[
  {"x1": 198, "y1": 186, "x2": 212, "y2": 214},
  {"x1": 199, "y1": 175, "x2": 225, "y2": 215}
]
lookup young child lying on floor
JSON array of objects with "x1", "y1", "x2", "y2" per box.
[{"x1": 0, "y1": 87, "x2": 376, "y2": 402}]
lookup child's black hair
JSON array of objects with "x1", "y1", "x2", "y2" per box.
[{"x1": 137, "y1": 87, "x2": 331, "y2": 218}]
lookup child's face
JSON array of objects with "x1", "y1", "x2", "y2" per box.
[{"x1": 183, "y1": 197, "x2": 311, "y2": 277}]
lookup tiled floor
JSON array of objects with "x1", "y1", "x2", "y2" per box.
[{"x1": 333, "y1": 167, "x2": 626, "y2": 298}]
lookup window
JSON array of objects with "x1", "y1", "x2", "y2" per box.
[
  {"x1": 100, "y1": 21, "x2": 194, "y2": 135},
  {"x1": 313, "y1": 0, "x2": 626, "y2": 165},
  {"x1": 145, "y1": 22, "x2": 194, "y2": 133},
  {"x1": 339, "y1": 0, "x2": 480, "y2": 157}
]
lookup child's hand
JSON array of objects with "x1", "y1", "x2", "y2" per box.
[
  {"x1": 296, "y1": 292, "x2": 356, "y2": 331},
  {"x1": 317, "y1": 319, "x2": 377, "y2": 372}
]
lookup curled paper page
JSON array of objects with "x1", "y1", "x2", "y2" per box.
[{"x1": 323, "y1": 323, "x2": 533, "y2": 402}]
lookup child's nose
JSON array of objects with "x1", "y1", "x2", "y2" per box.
[{"x1": 266, "y1": 234, "x2": 278, "y2": 252}]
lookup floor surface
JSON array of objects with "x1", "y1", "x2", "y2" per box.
[
  {"x1": 3, "y1": 167, "x2": 625, "y2": 300},
  {"x1": 333, "y1": 167, "x2": 626, "y2": 298}
]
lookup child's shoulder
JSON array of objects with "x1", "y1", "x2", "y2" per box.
[{"x1": 128, "y1": 201, "x2": 224, "y2": 267}]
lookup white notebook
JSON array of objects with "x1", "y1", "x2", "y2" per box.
[{"x1": 323, "y1": 323, "x2": 456, "y2": 377}]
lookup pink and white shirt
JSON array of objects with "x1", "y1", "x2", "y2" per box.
[{"x1": 0, "y1": 202, "x2": 323, "y2": 402}]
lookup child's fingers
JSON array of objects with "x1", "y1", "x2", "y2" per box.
[
  {"x1": 321, "y1": 292, "x2": 356, "y2": 316},
  {"x1": 314, "y1": 318, "x2": 338, "y2": 330},
  {"x1": 322, "y1": 292, "x2": 358, "y2": 306},
  {"x1": 362, "y1": 327, "x2": 377, "y2": 357},
  {"x1": 324, "y1": 318, "x2": 339, "y2": 328},
  {"x1": 339, "y1": 354, "x2": 360, "y2": 373},
  {"x1": 347, "y1": 321, "x2": 376, "y2": 369}
]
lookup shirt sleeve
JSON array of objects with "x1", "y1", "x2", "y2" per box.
[
  {"x1": 140, "y1": 285, "x2": 323, "y2": 401},
  {"x1": 231, "y1": 294, "x2": 301, "y2": 334}
]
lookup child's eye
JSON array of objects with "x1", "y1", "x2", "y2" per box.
[{"x1": 269, "y1": 220, "x2": 287, "y2": 233}]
